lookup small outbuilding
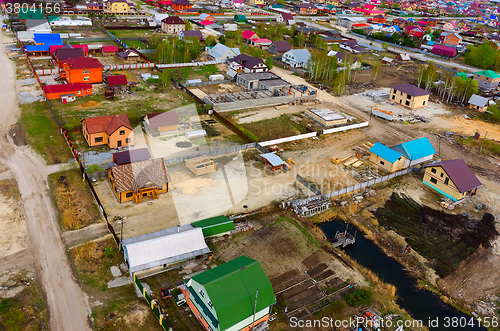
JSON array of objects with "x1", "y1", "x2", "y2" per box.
[
  {"x1": 468, "y1": 94, "x2": 490, "y2": 112},
  {"x1": 261, "y1": 153, "x2": 286, "y2": 172},
  {"x1": 234, "y1": 14, "x2": 246, "y2": 23},
  {"x1": 102, "y1": 45, "x2": 119, "y2": 55},
  {"x1": 191, "y1": 215, "x2": 235, "y2": 238},
  {"x1": 143, "y1": 112, "x2": 179, "y2": 136},
  {"x1": 185, "y1": 156, "x2": 216, "y2": 176},
  {"x1": 117, "y1": 49, "x2": 140, "y2": 63},
  {"x1": 305, "y1": 108, "x2": 347, "y2": 127},
  {"x1": 105, "y1": 75, "x2": 128, "y2": 92},
  {"x1": 395, "y1": 53, "x2": 410, "y2": 63}
]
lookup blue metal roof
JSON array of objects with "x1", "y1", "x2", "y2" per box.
[
  {"x1": 33, "y1": 33, "x2": 63, "y2": 46},
  {"x1": 369, "y1": 142, "x2": 403, "y2": 163},
  {"x1": 26, "y1": 44, "x2": 50, "y2": 51},
  {"x1": 391, "y1": 137, "x2": 436, "y2": 160},
  {"x1": 261, "y1": 153, "x2": 285, "y2": 167}
]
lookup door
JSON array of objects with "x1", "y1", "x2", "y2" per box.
[{"x1": 117, "y1": 140, "x2": 122, "y2": 147}]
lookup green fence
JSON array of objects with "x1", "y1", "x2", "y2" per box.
[{"x1": 133, "y1": 273, "x2": 170, "y2": 330}]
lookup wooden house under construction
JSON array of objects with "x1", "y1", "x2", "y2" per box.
[
  {"x1": 107, "y1": 158, "x2": 170, "y2": 203},
  {"x1": 186, "y1": 156, "x2": 216, "y2": 176}
]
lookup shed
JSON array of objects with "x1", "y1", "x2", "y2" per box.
[
  {"x1": 143, "y1": 112, "x2": 179, "y2": 136},
  {"x1": 105, "y1": 75, "x2": 128, "y2": 92},
  {"x1": 186, "y1": 130, "x2": 207, "y2": 139},
  {"x1": 468, "y1": 94, "x2": 490, "y2": 112},
  {"x1": 234, "y1": 14, "x2": 246, "y2": 23},
  {"x1": 102, "y1": 45, "x2": 119, "y2": 55},
  {"x1": 122, "y1": 225, "x2": 210, "y2": 275},
  {"x1": 191, "y1": 215, "x2": 234, "y2": 238},
  {"x1": 261, "y1": 153, "x2": 286, "y2": 172},
  {"x1": 368, "y1": 142, "x2": 406, "y2": 173},
  {"x1": 382, "y1": 56, "x2": 394, "y2": 64},
  {"x1": 185, "y1": 156, "x2": 216, "y2": 176},
  {"x1": 395, "y1": 53, "x2": 411, "y2": 63},
  {"x1": 305, "y1": 108, "x2": 347, "y2": 127}
]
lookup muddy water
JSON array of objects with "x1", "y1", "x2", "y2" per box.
[{"x1": 319, "y1": 220, "x2": 484, "y2": 330}]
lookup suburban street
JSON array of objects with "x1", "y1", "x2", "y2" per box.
[{"x1": 0, "y1": 32, "x2": 92, "y2": 331}]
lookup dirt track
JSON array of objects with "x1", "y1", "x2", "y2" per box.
[{"x1": 0, "y1": 32, "x2": 92, "y2": 330}]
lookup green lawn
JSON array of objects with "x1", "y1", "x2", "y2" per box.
[
  {"x1": 123, "y1": 40, "x2": 147, "y2": 49},
  {"x1": 107, "y1": 29, "x2": 151, "y2": 39},
  {"x1": 19, "y1": 101, "x2": 73, "y2": 164},
  {"x1": 239, "y1": 114, "x2": 315, "y2": 141},
  {"x1": 166, "y1": 64, "x2": 220, "y2": 81}
]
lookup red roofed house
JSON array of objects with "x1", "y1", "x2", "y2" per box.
[
  {"x1": 82, "y1": 114, "x2": 134, "y2": 149},
  {"x1": 171, "y1": 0, "x2": 192, "y2": 11},
  {"x1": 54, "y1": 44, "x2": 85, "y2": 68},
  {"x1": 431, "y1": 45, "x2": 458, "y2": 57},
  {"x1": 407, "y1": 26, "x2": 425, "y2": 38},
  {"x1": 102, "y1": 45, "x2": 119, "y2": 55},
  {"x1": 353, "y1": 4, "x2": 385, "y2": 15},
  {"x1": 105, "y1": 75, "x2": 128, "y2": 92},
  {"x1": 62, "y1": 57, "x2": 104, "y2": 84},
  {"x1": 443, "y1": 22, "x2": 458, "y2": 31},
  {"x1": 43, "y1": 83, "x2": 93, "y2": 101},
  {"x1": 161, "y1": 16, "x2": 185, "y2": 34},
  {"x1": 373, "y1": 14, "x2": 386, "y2": 24},
  {"x1": 242, "y1": 30, "x2": 259, "y2": 44}
]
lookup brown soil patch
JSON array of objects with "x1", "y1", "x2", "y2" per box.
[{"x1": 78, "y1": 100, "x2": 101, "y2": 109}]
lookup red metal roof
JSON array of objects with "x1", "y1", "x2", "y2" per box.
[
  {"x1": 107, "y1": 75, "x2": 128, "y2": 86},
  {"x1": 84, "y1": 114, "x2": 132, "y2": 135},
  {"x1": 102, "y1": 45, "x2": 119, "y2": 52},
  {"x1": 66, "y1": 57, "x2": 104, "y2": 69},
  {"x1": 43, "y1": 83, "x2": 91, "y2": 94},
  {"x1": 72, "y1": 44, "x2": 89, "y2": 53}
]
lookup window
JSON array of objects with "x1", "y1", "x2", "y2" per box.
[
  {"x1": 380, "y1": 160, "x2": 385, "y2": 165},
  {"x1": 84, "y1": 77, "x2": 90, "y2": 81},
  {"x1": 423, "y1": 101, "x2": 426, "y2": 106},
  {"x1": 77, "y1": 91, "x2": 81, "y2": 94},
  {"x1": 208, "y1": 301, "x2": 213, "y2": 309},
  {"x1": 400, "y1": 91, "x2": 403, "y2": 95},
  {"x1": 430, "y1": 177, "x2": 438, "y2": 184},
  {"x1": 95, "y1": 137, "x2": 103, "y2": 143},
  {"x1": 407, "y1": 94, "x2": 411, "y2": 99},
  {"x1": 444, "y1": 177, "x2": 449, "y2": 185},
  {"x1": 431, "y1": 168, "x2": 437, "y2": 173},
  {"x1": 120, "y1": 130, "x2": 125, "y2": 135},
  {"x1": 87, "y1": 70, "x2": 90, "y2": 74},
  {"x1": 82, "y1": 69, "x2": 86, "y2": 74},
  {"x1": 126, "y1": 138, "x2": 131, "y2": 143},
  {"x1": 126, "y1": 192, "x2": 133, "y2": 198},
  {"x1": 199, "y1": 289, "x2": 205, "y2": 298},
  {"x1": 392, "y1": 95, "x2": 395, "y2": 100},
  {"x1": 405, "y1": 100, "x2": 410, "y2": 106}
]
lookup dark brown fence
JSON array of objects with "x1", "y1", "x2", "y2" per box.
[{"x1": 213, "y1": 110, "x2": 255, "y2": 143}]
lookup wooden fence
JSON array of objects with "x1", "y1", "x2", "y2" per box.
[{"x1": 213, "y1": 110, "x2": 256, "y2": 143}]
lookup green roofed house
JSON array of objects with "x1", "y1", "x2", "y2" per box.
[
  {"x1": 473, "y1": 70, "x2": 500, "y2": 90},
  {"x1": 192, "y1": 215, "x2": 235, "y2": 238},
  {"x1": 19, "y1": 8, "x2": 44, "y2": 23},
  {"x1": 183, "y1": 255, "x2": 275, "y2": 331},
  {"x1": 234, "y1": 15, "x2": 246, "y2": 23},
  {"x1": 456, "y1": 72, "x2": 469, "y2": 80}
]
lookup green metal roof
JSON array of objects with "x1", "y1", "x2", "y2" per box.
[
  {"x1": 191, "y1": 215, "x2": 235, "y2": 238},
  {"x1": 191, "y1": 256, "x2": 275, "y2": 330},
  {"x1": 48, "y1": 16, "x2": 60, "y2": 22},
  {"x1": 19, "y1": 8, "x2": 44, "y2": 20},
  {"x1": 475, "y1": 70, "x2": 500, "y2": 79},
  {"x1": 456, "y1": 72, "x2": 468, "y2": 79}
]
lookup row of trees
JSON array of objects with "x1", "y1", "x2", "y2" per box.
[
  {"x1": 415, "y1": 62, "x2": 478, "y2": 104},
  {"x1": 154, "y1": 37, "x2": 203, "y2": 63}
]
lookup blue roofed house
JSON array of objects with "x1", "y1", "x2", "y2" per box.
[
  {"x1": 207, "y1": 43, "x2": 241, "y2": 61},
  {"x1": 282, "y1": 49, "x2": 311, "y2": 68},
  {"x1": 26, "y1": 33, "x2": 63, "y2": 56},
  {"x1": 369, "y1": 137, "x2": 436, "y2": 173}
]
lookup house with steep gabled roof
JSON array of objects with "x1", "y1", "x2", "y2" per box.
[
  {"x1": 276, "y1": 12, "x2": 295, "y2": 25},
  {"x1": 82, "y1": 114, "x2": 134, "y2": 149},
  {"x1": 242, "y1": 29, "x2": 259, "y2": 43},
  {"x1": 268, "y1": 41, "x2": 291, "y2": 55},
  {"x1": 282, "y1": 49, "x2": 311, "y2": 68},
  {"x1": 229, "y1": 54, "x2": 268, "y2": 73},
  {"x1": 161, "y1": 16, "x2": 185, "y2": 34},
  {"x1": 183, "y1": 255, "x2": 275, "y2": 331},
  {"x1": 423, "y1": 159, "x2": 482, "y2": 201},
  {"x1": 207, "y1": 43, "x2": 240, "y2": 61},
  {"x1": 389, "y1": 84, "x2": 431, "y2": 110},
  {"x1": 107, "y1": 157, "x2": 170, "y2": 203},
  {"x1": 62, "y1": 57, "x2": 104, "y2": 84}
]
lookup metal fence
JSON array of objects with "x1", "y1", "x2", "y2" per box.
[
  {"x1": 132, "y1": 274, "x2": 169, "y2": 330},
  {"x1": 164, "y1": 143, "x2": 257, "y2": 165},
  {"x1": 104, "y1": 63, "x2": 155, "y2": 70},
  {"x1": 272, "y1": 58, "x2": 307, "y2": 77},
  {"x1": 36, "y1": 69, "x2": 60, "y2": 75},
  {"x1": 297, "y1": 174, "x2": 322, "y2": 195},
  {"x1": 259, "y1": 132, "x2": 317, "y2": 147},
  {"x1": 322, "y1": 122, "x2": 369, "y2": 135},
  {"x1": 323, "y1": 167, "x2": 418, "y2": 199},
  {"x1": 156, "y1": 60, "x2": 224, "y2": 68},
  {"x1": 183, "y1": 79, "x2": 231, "y2": 87}
]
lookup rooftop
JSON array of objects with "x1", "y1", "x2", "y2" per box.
[
  {"x1": 390, "y1": 84, "x2": 431, "y2": 97},
  {"x1": 309, "y1": 108, "x2": 346, "y2": 121},
  {"x1": 425, "y1": 159, "x2": 482, "y2": 193}
]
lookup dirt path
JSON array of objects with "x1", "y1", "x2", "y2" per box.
[{"x1": 0, "y1": 32, "x2": 92, "y2": 331}]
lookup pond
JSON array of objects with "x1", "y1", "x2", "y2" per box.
[{"x1": 319, "y1": 220, "x2": 484, "y2": 330}]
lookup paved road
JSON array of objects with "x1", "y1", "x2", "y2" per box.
[{"x1": 0, "y1": 32, "x2": 92, "y2": 331}]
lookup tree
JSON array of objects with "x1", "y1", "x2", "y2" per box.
[
  {"x1": 159, "y1": 70, "x2": 171, "y2": 87},
  {"x1": 424, "y1": 26, "x2": 432, "y2": 35},
  {"x1": 306, "y1": 51, "x2": 338, "y2": 82},
  {"x1": 381, "y1": 42, "x2": 389, "y2": 50},
  {"x1": 185, "y1": 20, "x2": 193, "y2": 31},
  {"x1": 205, "y1": 35, "x2": 217, "y2": 47},
  {"x1": 148, "y1": 34, "x2": 163, "y2": 49},
  {"x1": 392, "y1": 2, "x2": 399, "y2": 9},
  {"x1": 372, "y1": 62, "x2": 381, "y2": 83},
  {"x1": 265, "y1": 57, "x2": 274, "y2": 70},
  {"x1": 464, "y1": 42, "x2": 497, "y2": 69},
  {"x1": 433, "y1": 28, "x2": 443, "y2": 39},
  {"x1": 218, "y1": 35, "x2": 226, "y2": 45}
]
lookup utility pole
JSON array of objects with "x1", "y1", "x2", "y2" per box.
[{"x1": 438, "y1": 137, "x2": 441, "y2": 159}]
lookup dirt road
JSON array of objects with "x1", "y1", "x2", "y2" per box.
[{"x1": 0, "y1": 32, "x2": 92, "y2": 330}]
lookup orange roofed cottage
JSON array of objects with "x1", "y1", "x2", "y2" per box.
[
  {"x1": 62, "y1": 57, "x2": 104, "y2": 84},
  {"x1": 82, "y1": 114, "x2": 134, "y2": 149},
  {"x1": 107, "y1": 158, "x2": 170, "y2": 203}
]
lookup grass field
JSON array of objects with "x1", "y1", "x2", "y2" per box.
[
  {"x1": 239, "y1": 114, "x2": 316, "y2": 141},
  {"x1": 107, "y1": 30, "x2": 152, "y2": 39},
  {"x1": 19, "y1": 101, "x2": 73, "y2": 164},
  {"x1": 48, "y1": 169, "x2": 102, "y2": 230},
  {"x1": 123, "y1": 40, "x2": 147, "y2": 49},
  {"x1": 166, "y1": 64, "x2": 220, "y2": 81},
  {"x1": 0, "y1": 281, "x2": 49, "y2": 331}
]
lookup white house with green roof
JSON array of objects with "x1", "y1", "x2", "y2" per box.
[
  {"x1": 191, "y1": 215, "x2": 235, "y2": 238},
  {"x1": 473, "y1": 70, "x2": 500, "y2": 90},
  {"x1": 183, "y1": 255, "x2": 275, "y2": 331}
]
